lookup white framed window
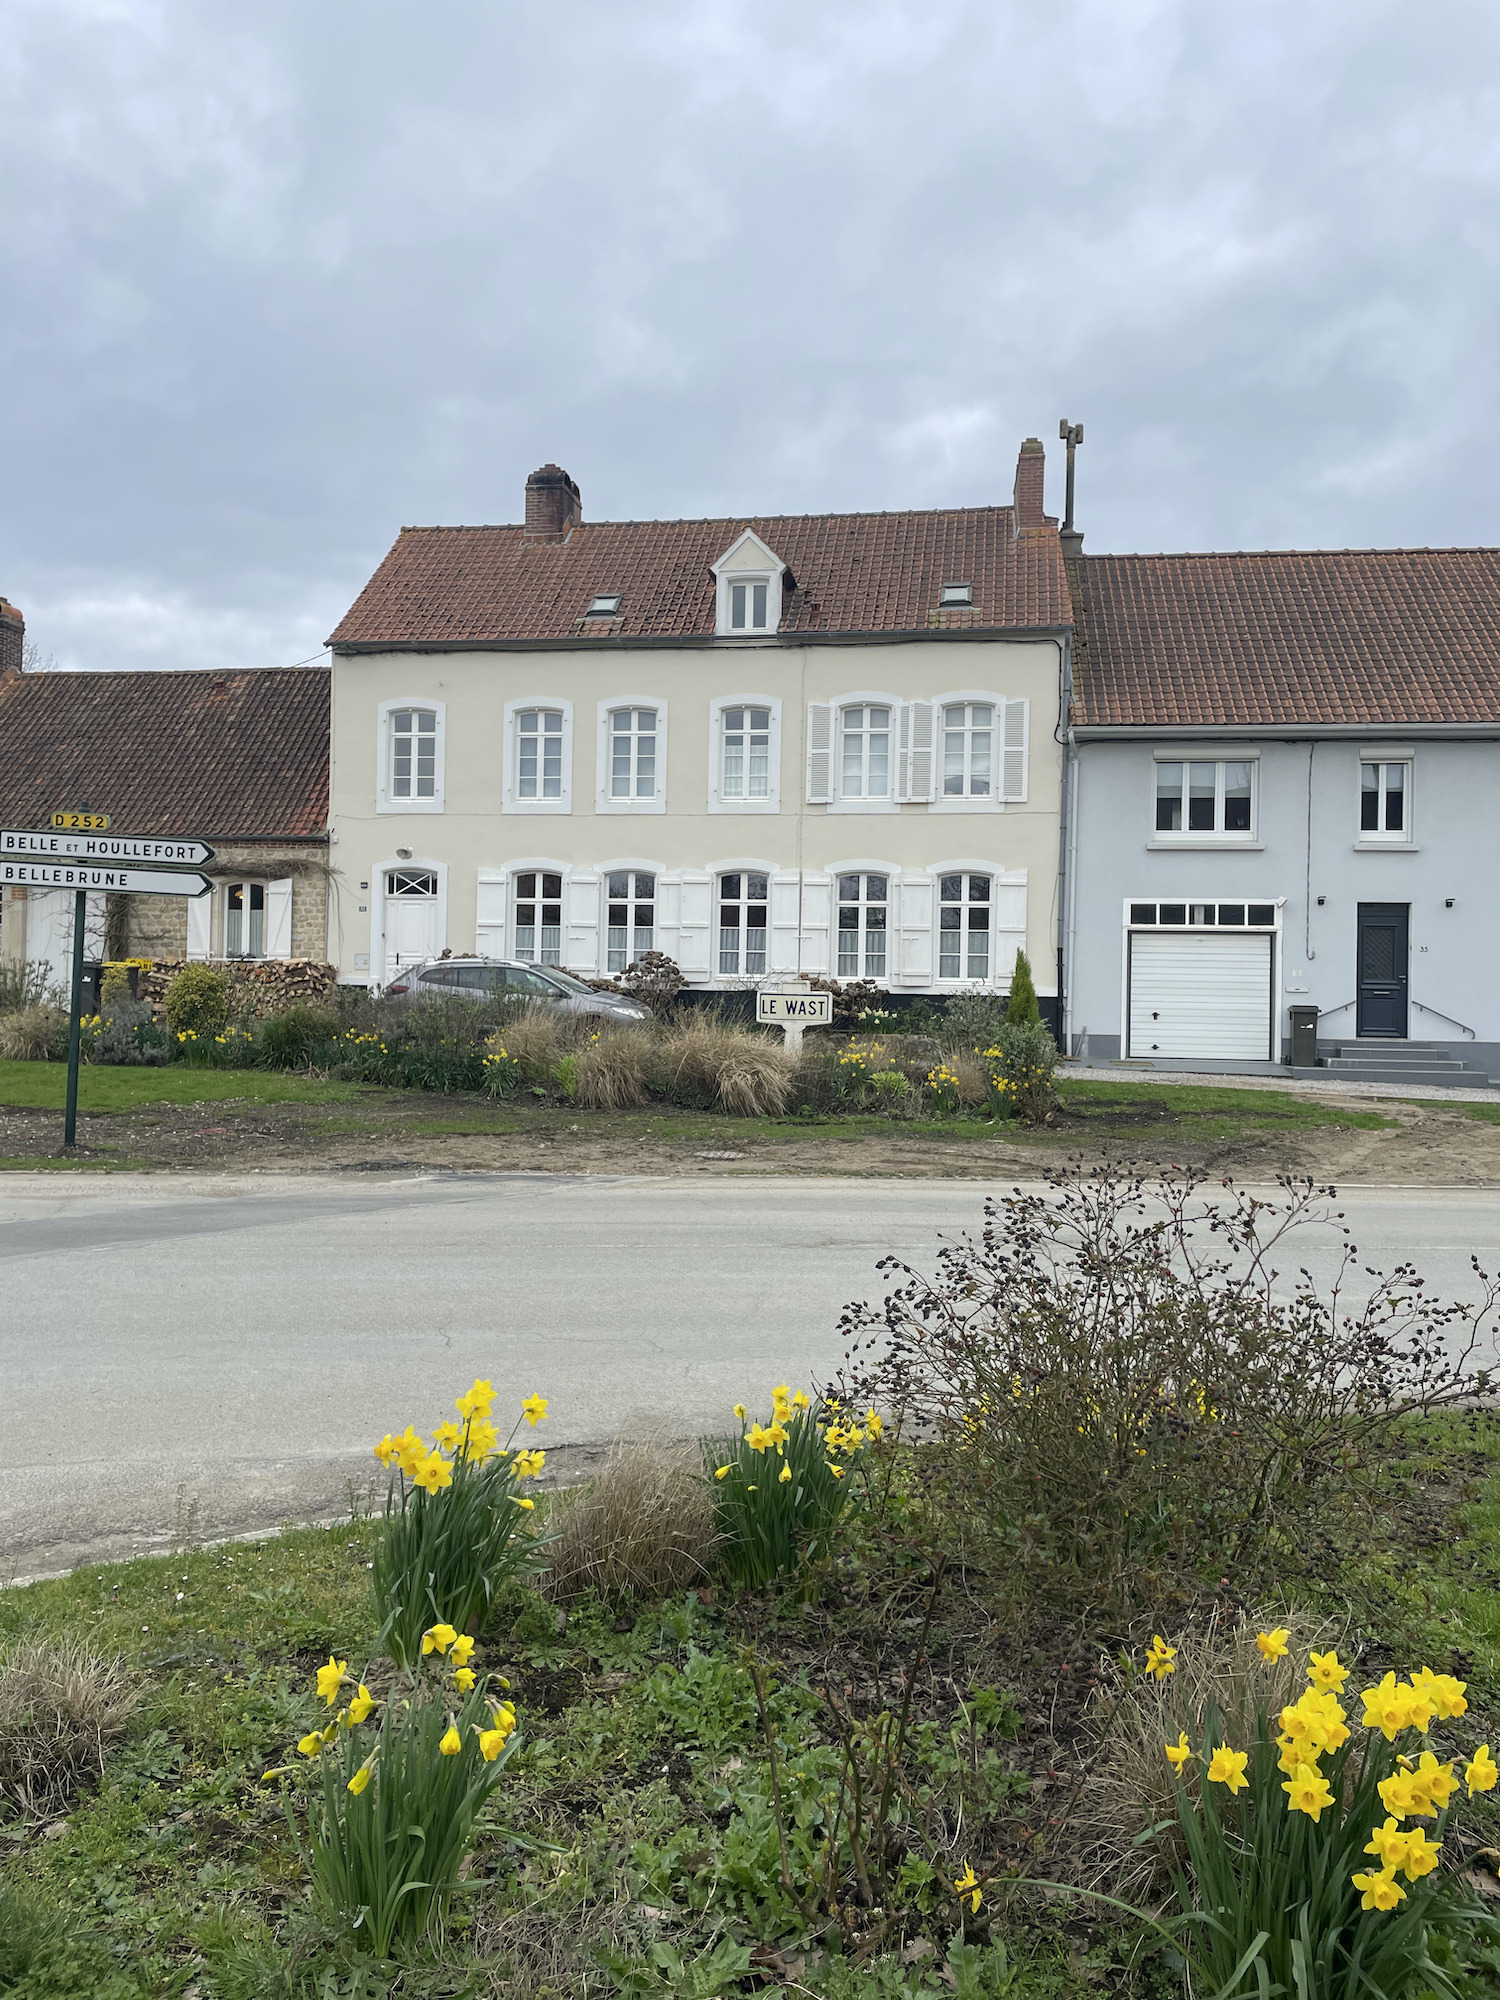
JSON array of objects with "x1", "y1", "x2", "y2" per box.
[
  {"x1": 1153, "y1": 757, "x2": 1256, "y2": 839},
  {"x1": 377, "y1": 699, "x2": 445, "y2": 813},
  {"x1": 840, "y1": 704, "x2": 893, "y2": 800},
  {"x1": 503, "y1": 699, "x2": 572, "y2": 814},
  {"x1": 1360, "y1": 759, "x2": 1412, "y2": 842},
  {"x1": 606, "y1": 871, "x2": 655, "y2": 972},
  {"x1": 597, "y1": 700, "x2": 667, "y2": 813},
  {"x1": 709, "y1": 696, "x2": 781, "y2": 813},
  {"x1": 513, "y1": 870, "x2": 563, "y2": 965},
  {"x1": 938, "y1": 873, "x2": 992, "y2": 980},
  {"x1": 836, "y1": 872, "x2": 889, "y2": 978},
  {"x1": 940, "y1": 702, "x2": 994, "y2": 798},
  {"x1": 225, "y1": 882, "x2": 265, "y2": 958},
  {"x1": 718, "y1": 871, "x2": 769, "y2": 976},
  {"x1": 712, "y1": 529, "x2": 786, "y2": 637}
]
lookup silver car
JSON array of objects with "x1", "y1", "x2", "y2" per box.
[{"x1": 383, "y1": 956, "x2": 653, "y2": 1024}]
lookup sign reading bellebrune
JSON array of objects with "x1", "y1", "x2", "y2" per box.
[{"x1": 0, "y1": 860, "x2": 213, "y2": 897}]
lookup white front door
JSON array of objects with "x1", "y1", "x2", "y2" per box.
[
  {"x1": 1127, "y1": 931, "x2": 1274, "y2": 1060},
  {"x1": 380, "y1": 869, "x2": 441, "y2": 986}
]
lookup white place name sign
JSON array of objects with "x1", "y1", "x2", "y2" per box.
[
  {"x1": 756, "y1": 988, "x2": 833, "y2": 1025},
  {"x1": 0, "y1": 861, "x2": 212, "y2": 897},
  {"x1": 0, "y1": 828, "x2": 215, "y2": 866}
]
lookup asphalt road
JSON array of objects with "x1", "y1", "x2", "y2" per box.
[{"x1": 4, "y1": 1170, "x2": 1500, "y2": 1579}]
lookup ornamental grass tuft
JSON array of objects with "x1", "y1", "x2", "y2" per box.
[
  {"x1": 268, "y1": 1632, "x2": 518, "y2": 1955},
  {"x1": 0, "y1": 1638, "x2": 139, "y2": 1821},
  {"x1": 543, "y1": 1439, "x2": 716, "y2": 1599},
  {"x1": 370, "y1": 1379, "x2": 550, "y2": 1669},
  {"x1": 705, "y1": 1384, "x2": 879, "y2": 1586}
]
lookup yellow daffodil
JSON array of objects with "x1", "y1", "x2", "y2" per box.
[
  {"x1": 1401, "y1": 1827, "x2": 1442, "y2": 1880},
  {"x1": 513, "y1": 1495, "x2": 535, "y2": 1510},
  {"x1": 714, "y1": 1465, "x2": 732, "y2": 1479},
  {"x1": 422, "y1": 1623, "x2": 459, "y2": 1656},
  {"x1": 1409, "y1": 1751, "x2": 1457, "y2": 1813},
  {"x1": 347, "y1": 1760, "x2": 375, "y2": 1795},
  {"x1": 414, "y1": 1452, "x2": 453, "y2": 1495},
  {"x1": 1308, "y1": 1649, "x2": 1349, "y2": 1692},
  {"x1": 453, "y1": 1667, "x2": 477, "y2": 1692},
  {"x1": 745, "y1": 1423, "x2": 772, "y2": 1454},
  {"x1": 1465, "y1": 1744, "x2": 1498, "y2": 1797},
  {"x1": 953, "y1": 1863, "x2": 981, "y2": 1913},
  {"x1": 793, "y1": 1390, "x2": 810, "y2": 1410},
  {"x1": 863, "y1": 1407, "x2": 883, "y2": 1438},
  {"x1": 828, "y1": 1464, "x2": 845, "y2": 1478},
  {"x1": 764, "y1": 1420, "x2": 788, "y2": 1448},
  {"x1": 449, "y1": 1634, "x2": 475, "y2": 1667},
  {"x1": 297, "y1": 1730, "x2": 327, "y2": 1757},
  {"x1": 778, "y1": 1462, "x2": 792, "y2": 1484},
  {"x1": 432, "y1": 1420, "x2": 464, "y2": 1452},
  {"x1": 1352, "y1": 1869, "x2": 1406, "y2": 1912},
  {"x1": 733, "y1": 1403, "x2": 747, "y2": 1421},
  {"x1": 479, "y1": 1726, "x2": 508, "y2": 1761},
  {"x1": 439, "y1": 1723, "x2": 462, "y2": 1757},
  {"x1": 1361, "y1": 1672, "x2": 1417, "y2": 1741},
  {"x1": 521, "y1": 1393, "x2": 548, "y2": 1427},
  {"x1": 1256, "y1": 1627, "x2": 1290, "y2": 1661},
  {"x1": 1207, "y1": 1745, "x2": 1249, "y2": 1793},
  {"x1": 457, "y1": 1378, "x2": 495, "y2": 1421},
  {"x1": 1165, "y1": 1732, "x2": 1193, "y2": 1770},
  {"x1": 1412, "y1": 1667, "x2": 1468, "y2": 1720},
  {"x1": 316, "y1": 1656, "x2": 350, "y2": 1706},
  {"x1": 1283, "y1": 1762, "x2": 1335, "y2": 1821},
  {"x1": 1364, "y1": 1819, "x2": 1410, "y2": 1871},
  {"x1": 514, "y1": 1448, "x2": 546, "y2": 1479},
  {"x1": 771, "y1": 1382, "x2": 792, "y2": 1409},
  {"x1": 347, "y1": 1683, "x2": 375, "y2": 1724},
  {"x1": 373, "y1": 1433, "x2": 400, "y2": 1467},
  {"x1": 462, "y1": 1418, "x2": 500, "y2": 1462},
  {"x1": 1144, "y1": 1636, "x2": 1178, "y2": 1682},
  {"x1": 1378, "y1": 1770, "x2": 1418, "y2": 1820}
]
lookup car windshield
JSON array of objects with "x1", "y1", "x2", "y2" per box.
[{"x1": 533, "y1": 967, "x2": 601, "y2": 997}]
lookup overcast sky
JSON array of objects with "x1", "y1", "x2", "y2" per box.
[{"x1": 5, "y1": 0, "x2": 1500, "y2": 672}]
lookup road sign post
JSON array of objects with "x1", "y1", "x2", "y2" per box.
[
  {"x1": 64, "y1": 888, "x2": 87, "y2": 1147},
  {"x1": 755, "y1": 981, "x2": 833, "y2": 1055}
]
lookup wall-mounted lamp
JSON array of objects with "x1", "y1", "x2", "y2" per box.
[{"x1": 396, "y1": 847, "x2": 412, "y2": 861}]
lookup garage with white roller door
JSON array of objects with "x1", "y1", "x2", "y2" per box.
[{"x1": 1124, "y1": 900, "x2": 1280, "y2": 1060}]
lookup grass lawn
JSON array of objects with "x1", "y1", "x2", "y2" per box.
[
  {"x1": 3, "y1": 1413, "x2": 1499, "y2": 2000},
  {"x1": 0, "y1": 1061, "x2": 367, "y2": 1112}
]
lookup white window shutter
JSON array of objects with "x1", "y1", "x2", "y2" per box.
[
  {"x1": 1002, "y1": 700, "x2": 1028, "y2": 801},
  {"x1": 476, "y1": 868, "x2": 507, "y2": 957},
  {"x1": 565, "y1": 871, "x2": 600, "y2": 973},
  {"x1": 799, "y1": 872, "x2": 831, "y2": 974},
  {"x1": 769, "y1": 871, "x2": 801, "y2": 975},
  {"x1": 906, "y1": 700, "x2": 935, "y2": 802},
  {"x1": 265, "y1": 878, "x2": 293, "y2": 958},
  {"x1": 898, "y1": 874, "x2": 934, "y2": 983},
  {"x1": 806, "y1": 703, "x2": 833, "y2": 803},
  {"x1": 186, "y1": 890, "x2": 213, "y2": 960},
  {"x1": 677, "y1": 873, "x2": 712, "y2": 975}
]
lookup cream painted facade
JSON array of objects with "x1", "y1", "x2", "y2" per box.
[{"x1": 328, "y1": 635, "x2": 1064, "y2": 999}]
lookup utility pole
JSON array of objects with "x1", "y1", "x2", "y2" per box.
[{"x1": 1058, "y1": 419, "x2": 1084, "y2": 556}]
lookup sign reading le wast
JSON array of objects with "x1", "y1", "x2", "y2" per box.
[
  {"x1": 0, "y1": 859, "x2": 212, "y2": 897},
  {"x1": 0, "y1": 827, "x2": 214, "y2": 867},
  {"x1": 756, "y1": 988, "x2": 833, "y2": 1025}
]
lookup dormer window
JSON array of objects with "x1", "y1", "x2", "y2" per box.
[
  {"x1": 940, "y1": 581, "x2": 972, "y2": 606},
  {"x1": 585, "y1": 593, "x2": 621, "y2": 618},
  {"x1": 711, "y1": 529, "x2": 786, "y2": 637}
]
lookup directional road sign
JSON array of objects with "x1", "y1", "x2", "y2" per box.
[
  {"x1": 0, "y1": 828, "x2": 215, "y2": 866},
  {"x1": 0, "y1": 860, "x2": 212, "y2": 897}
]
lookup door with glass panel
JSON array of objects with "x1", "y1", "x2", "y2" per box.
[
  {"x1": 718, "y1": 874, "x2": 768, "y2": 976},
  {"x1": 513, "y1": 872, "x2": 563, "y2": 965},
  {"x1": 837, "y1": 874, "x2": 888, "y2": 978},
  {"x1": 607, "y1": 873, "x2": 655, "y2": 972},
  {"x1": 381, "y1": 869, "x2": 441, "y2": 984},
  {"x1": 938, "y1": 874, "x2": 991, "y2": 979}
]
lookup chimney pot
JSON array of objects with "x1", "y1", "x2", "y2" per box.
[
  {"x1": 0, "y1": 598, "x2": 23, "y2": 677},
  {"x1": 524, "y1": 464, "x2": 582, "y2": 541},
  {"x1": 1012, "y1": 437, "x2": 1052, "y2": 537}
]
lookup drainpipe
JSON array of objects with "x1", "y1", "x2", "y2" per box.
[{"x1": 1056, "y1": 633, "x2": 1073, "y2": 1046}]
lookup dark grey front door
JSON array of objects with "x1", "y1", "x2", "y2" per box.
[{"x1": 1356, "y1": 903, "x2": 1409, "y2": 1038}]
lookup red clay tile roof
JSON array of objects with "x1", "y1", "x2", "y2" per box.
[
  {"x1": 0, "y1": 666, "x2": 329, "y2": 839},
  {"x1": 1070, "y1": 548, "x2": 1500, "y2": 726},
  {"x1": 329, "y1": 508, "x2": 1072, "y2": 647}
]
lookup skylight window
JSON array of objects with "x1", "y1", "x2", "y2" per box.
[
  {"x1": 585, "y1": 593, "x2": 622, "y2": 618},
  {"x1": 940, "y1": 582, "x2": 973, "y2": 606}
]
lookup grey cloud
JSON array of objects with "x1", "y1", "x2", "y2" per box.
[{"x1": 4, "y1": 0, "x2": 1500, "y2": 669}]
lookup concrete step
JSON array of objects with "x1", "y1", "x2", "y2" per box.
[
  {"x1": 1325, "y1": 1056, "x2": 1467, "y2": 1073},
  {"x1": 1292, "y1": 1064, "x2": 1493, "y2": 1089}
]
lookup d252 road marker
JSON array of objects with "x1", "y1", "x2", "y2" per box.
[{"x1": 0, "y1": 860, "x2": 212, "y2": 897}]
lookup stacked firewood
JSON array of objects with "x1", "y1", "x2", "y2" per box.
[{"x1": 136, "y1": 959, "x2": 339, "y2": 1018}]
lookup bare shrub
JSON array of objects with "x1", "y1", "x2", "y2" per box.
[
  {"x1": 0, "y1": 1004, "x2": 65, "y2": 1062},
  {"x1": 543, "y1": 1442, "x2": 716, "y2": 1599},
  {"x1": 841, "y1": 1168, "x2": 1497, "y2": 1609},
  {"x1": 0, "y1": 1639, "x2": 139, "y2": 1820},
  {"x1": 1077, "y1": 1608, "x2": 1339, "y2": 1895},
  {"x1": 653, "y1": 1013, "x2": 795, "y2": 1115},
  {"x1": 613, "y1": 950, "x2": 686, "y2": 1019},
  {"x1": 573, "y1": 1028, "x2": 653, "y2": 1109}
]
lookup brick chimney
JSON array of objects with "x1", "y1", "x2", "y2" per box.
[
  {"x1": 0, "y1": 598, "x2": 23, "y2": 677},
  {"x1": 523, "y1": 464, "x2": 582, "y2": 541},
  {"x1": 1011, "y1": 437, "x2": 1051, "y2": 537}
]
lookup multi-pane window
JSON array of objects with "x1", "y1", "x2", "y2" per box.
[
  {"x1": 722, "y1": 707, "x2": 771, "y2": 800},
  {"x1": 225, "y1": 882, "x2": 265, "y2": 958},
  {"x1": 729, "y1": 580, "x2": 770, "y2": 631},
  {"x1": 1129, "y1": 901, "x2": 1277, "y2": 927},
  {"x1": 607, "y1": 872, "x2": 655, "y2": 973},
  {"x1": 514, "y1": 870, "x2": 563, "y2": 965},
  {"x1": 837, "y1": 873, "x2": 888, "y2": 978},
  {"x1": 1361, "y1": 761, "x2": 1409, "y2": 838},
  {"x1": 390, "y1": 708, "x2": 438, "y2": 800},
  {"x1": 718, "y1": 873, "x2": 768, "y2": 976},
  {"x1": 610, "y1": 709, "x2": 658, "y2": 799},
  {"x1": 941, "y1": 703, "x2": 993, "y2": 797},
  {"x1": 840, "y1": 706, "x2": 891, "y2": 799},
  {"x1": 938, "y1": 874, "x2": 991, "y2": 979},
  {"x1": 386, "y1": 869, "x2": 438, "y2": 898},
  {"x1": 517, "y1": 710, "x2": 564, "y2": 800},
  {"x1": 1154, "y1": 760, "x2": 1254, "y2": 834}
]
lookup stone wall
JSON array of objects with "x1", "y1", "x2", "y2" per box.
[{"x1": 138, "y1": 958, "x2": 340, "y2": 1018}]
